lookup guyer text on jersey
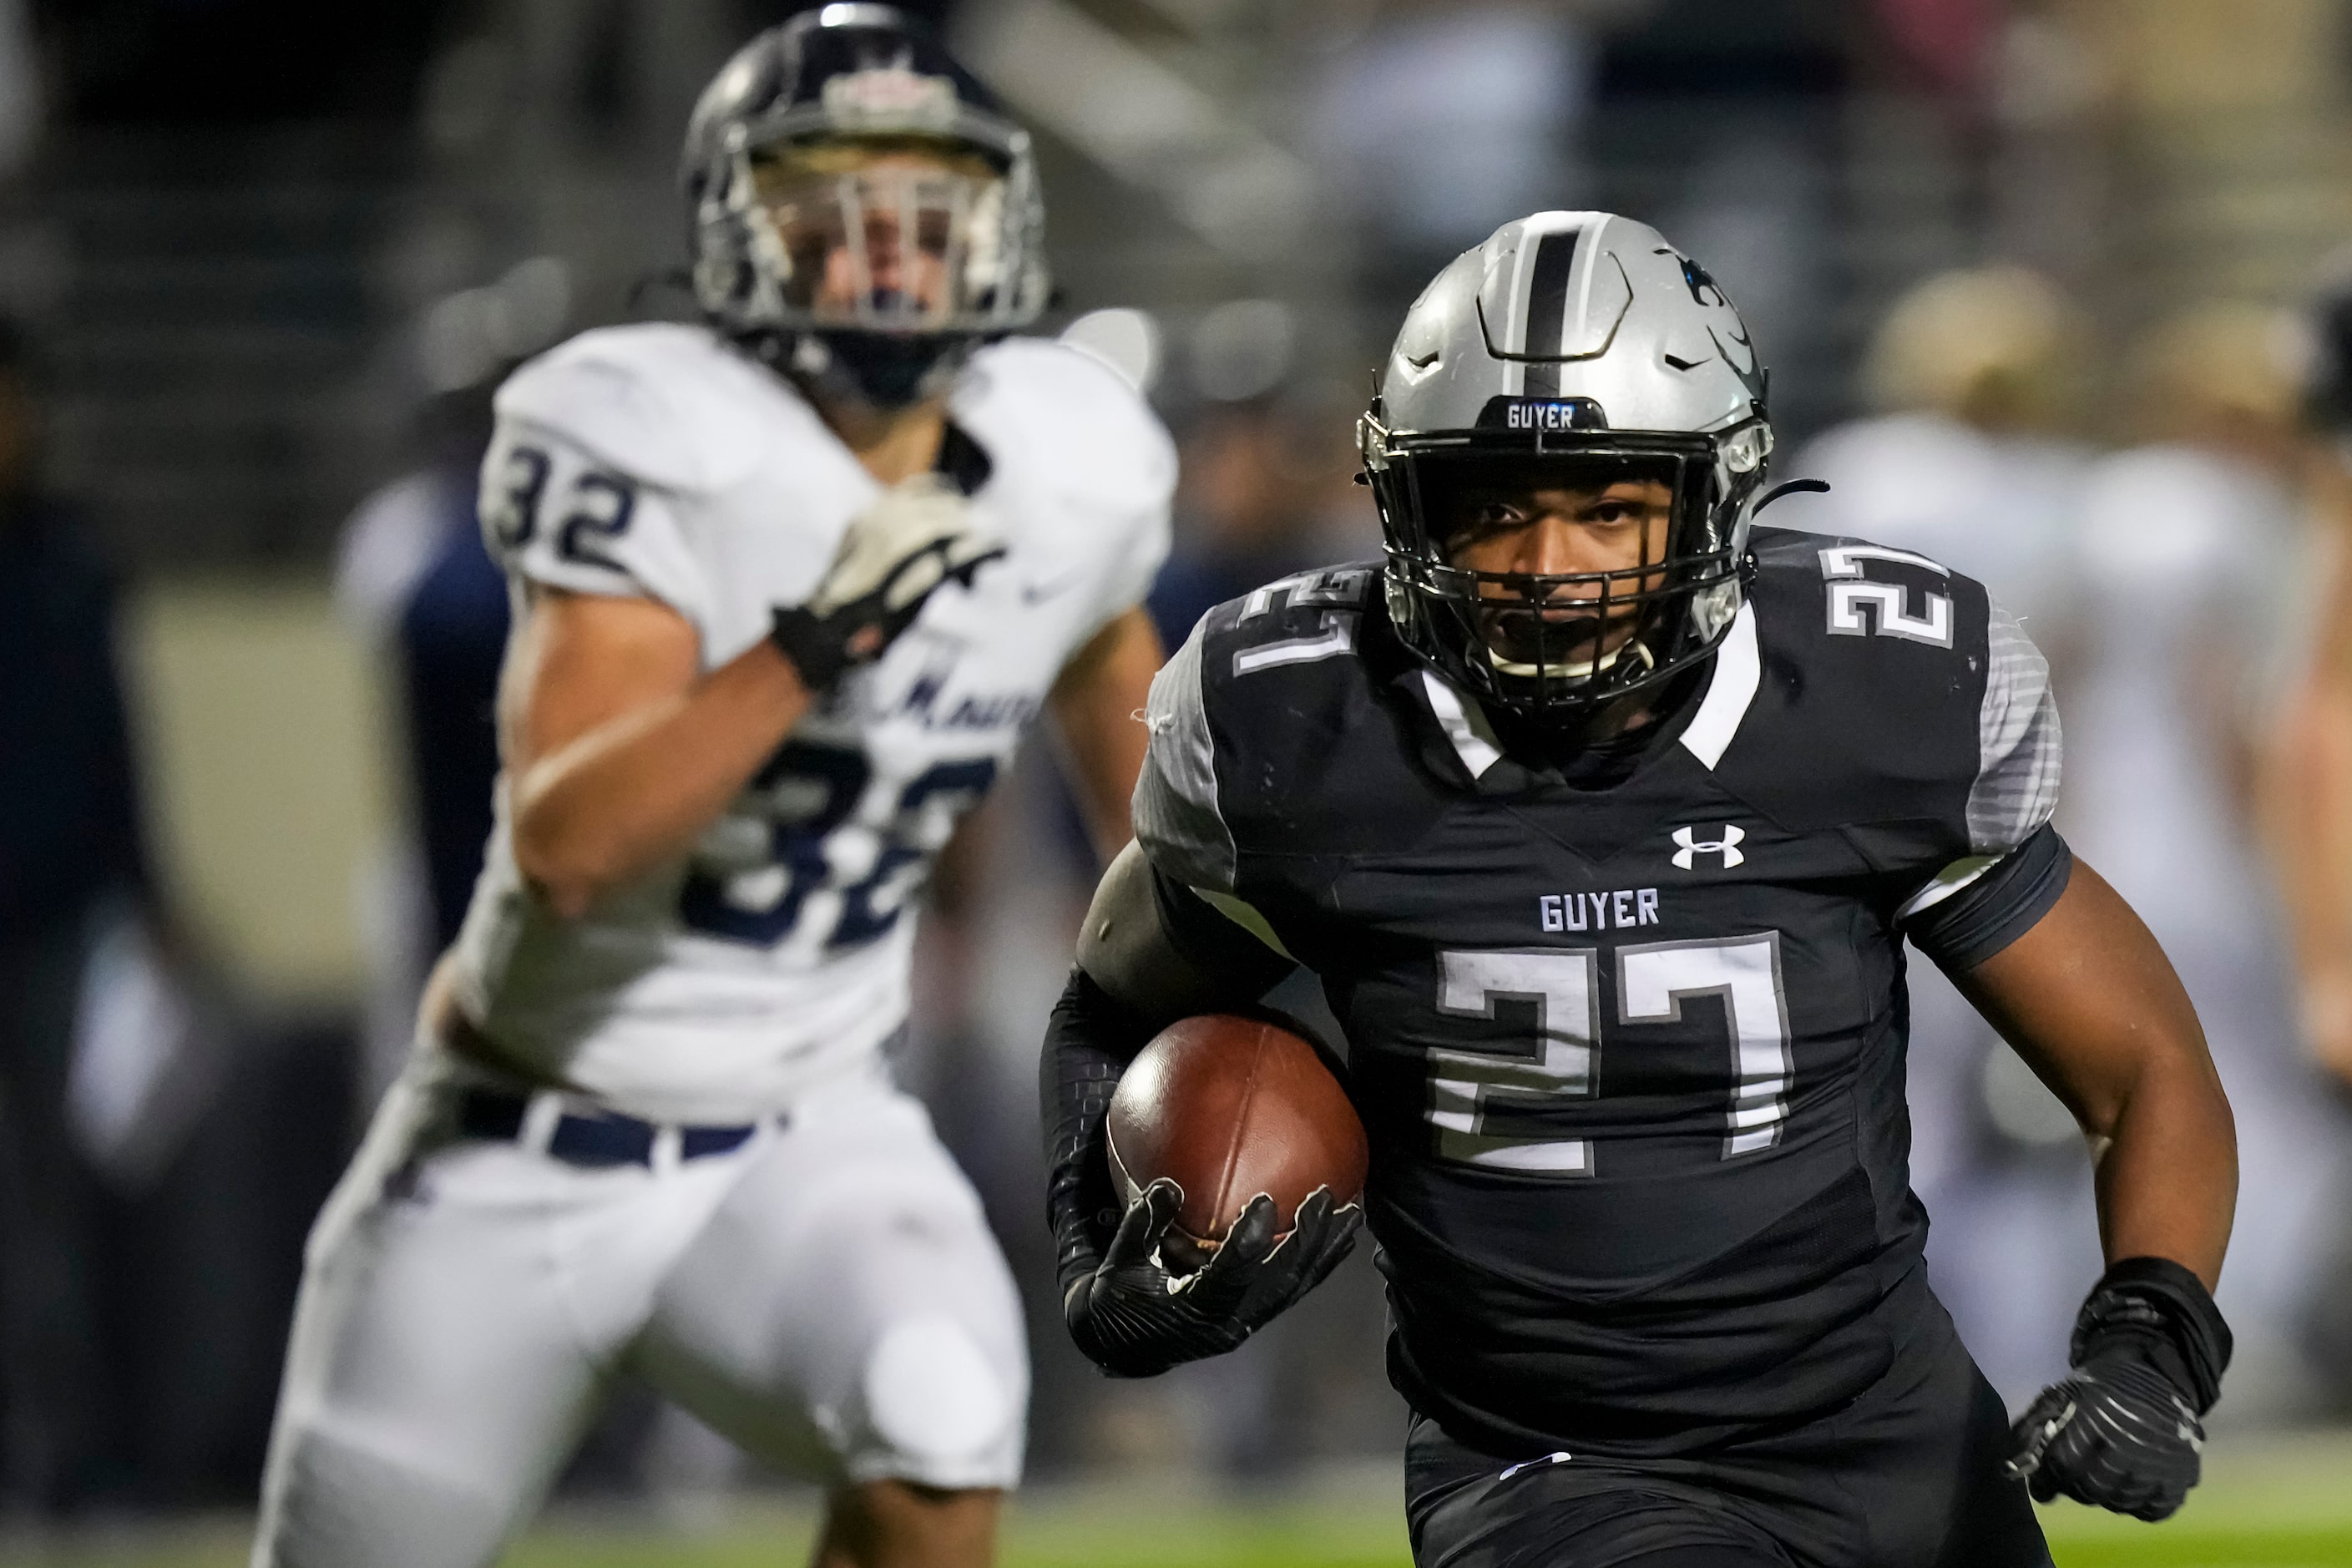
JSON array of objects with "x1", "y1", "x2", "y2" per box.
[{"x1": 1539, "y1": 888, "x2": 1662, "y2": 933}]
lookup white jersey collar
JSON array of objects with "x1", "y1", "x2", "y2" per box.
[
  {"x1": 1417, "y1": 596, "x2": 1758, "y2": 781},
  {"x1": 1419, "y1": 668, "x2": 1506, "y2": 779},
  {"x1": 1677, "y1": 599, "x2": 1759, "y2": 771}
]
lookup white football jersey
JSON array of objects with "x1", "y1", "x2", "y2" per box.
[{"x1": 446, "y1": 323, "x2": 1172, "y2": 1121}]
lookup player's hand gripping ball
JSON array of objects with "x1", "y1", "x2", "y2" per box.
[
  {"x1": 1064, "y1": 1015, "x2": 1367, "y2": 1378},
  {"x1": 1106, "y1": 1014, "x2": 1368, "y2": 1271},
  {"x1": 769, "y1": 472, "x2": 1004, "y2": 691}
]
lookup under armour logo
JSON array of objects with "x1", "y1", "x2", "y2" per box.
[{"x1": 1672, "y1": 824, "x2": 1746, "y2": 870}]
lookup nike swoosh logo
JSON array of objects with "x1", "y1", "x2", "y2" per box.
[
  {"x1": 1022, "y1": 571, "x2": 1086, "y2": 604},
  {"x1": 1707, "y1": 325, "x2": 1767, "y2": 402}
]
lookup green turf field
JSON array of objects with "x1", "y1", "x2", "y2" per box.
[
  {"x1": 9, "y1": 1432, "x2": 2348, "y2": 1566},
  {"x1": 2030, "y1": 1429, "x2": 2352, "y2": 1566}
]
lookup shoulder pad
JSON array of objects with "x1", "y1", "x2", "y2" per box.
[
  {"x1": 1196, "y1": 562, "x2": 1382, "y2": 674},
  {"x1": 1746, "y1": 524, "x2": 1989, "y2": 663},
  {"x1": 1136, "y1": 562, "x2": 1392, "y2": 880},
  {"x1": 1726, "y1": 525, "x2": 1999, "y2": 839},
  {"x1": 493, "y1": 323, "x2": 806, "y2": 493},
  {"x1": 1189, "y1": 563, "x2": 1384, "y2": 802},
  {"x1": 1181, "y1": 563, "x2": 1454, "y2": 871},
  {"x1": 958, "y1": 337, "x2": 1176, "y2": 508}
]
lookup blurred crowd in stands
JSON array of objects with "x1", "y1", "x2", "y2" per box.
[{"x1": 4, "y1": 0, "x2": 2352, "y2": 1524}]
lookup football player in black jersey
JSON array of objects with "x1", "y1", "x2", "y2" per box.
[{"x1": 1040, "y1": 213, "x2": 2238, "y2": 1566}]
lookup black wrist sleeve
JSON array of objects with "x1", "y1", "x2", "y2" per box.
[
  {"x1": 2071, "y1": 1256, "x2": 2233, "y2": 1414},
  {"x1": 1041, "y1": 967, "x2": 1157, "y2": 1299},
  {"x1": 1909, "y1": 822, "x2": 2074, "y2": 974}
]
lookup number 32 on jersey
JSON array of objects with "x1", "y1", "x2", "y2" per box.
[{"x1": 1429, "y1": 934, "x2": 1793, "y2": 1174}]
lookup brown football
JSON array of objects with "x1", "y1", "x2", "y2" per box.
[{"x1": 1105, "y1": 1014, "x2": 1368, "y2": 1274}]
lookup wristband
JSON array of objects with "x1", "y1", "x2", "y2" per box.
[{"x1": 2071, "y1": 1256, "x2": 2231, "y2": 1414}]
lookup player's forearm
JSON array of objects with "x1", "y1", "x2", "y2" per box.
[
  {"x1": 1040, "y1": 966, "x2": 1156, "y2": 1287},
  {"x1": 2269, "y1": 681, "x2": 2352, "y2": 1077},
  {"x1": 2272, "y1": 676, "x2": 2352, "y2": 929},
  {"x1": 1048, "y1": 607, "x2": 1164, "y2": 864},
  {"x1": 2276, "y1": 483, "x2": 2352, "y2": 1077},
  {"x1": 2089, "y1": 1052, "x2": 2237, "y2": 1290},
  {"x1": 513, "y1": 642, "x2": 812, "y2": 918},
  {"x1": 1954, "y1": 859, "x2": 2237, "y2": 1287}
]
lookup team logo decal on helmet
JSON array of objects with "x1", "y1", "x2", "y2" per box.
[
  {"x1": 821, "y1": 64, "x2": 960, "y2": 126},
  {"x1": 681, "y1": 4, "x2": 1050, "y2": 408},
  {"x1": 1361, "y1": 211, "x2": 1786, "y2": 719}
]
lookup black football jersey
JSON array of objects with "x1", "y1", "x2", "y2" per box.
[{"x1": 1130, "y1": 526, "x2": 2064, "y2": 1459}]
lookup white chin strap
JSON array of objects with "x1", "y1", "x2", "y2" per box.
[{"x1": 1486, "y1": 638, "x2": 1656, "y2": 682}]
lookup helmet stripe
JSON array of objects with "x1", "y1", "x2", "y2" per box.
[{"x1": 1520, "y1": 225, "x2": 1581, "y2": 397}]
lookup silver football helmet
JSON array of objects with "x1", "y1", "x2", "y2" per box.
[{"x1": 1361, "y1": 211, "x2": 1778, "y2": 718}]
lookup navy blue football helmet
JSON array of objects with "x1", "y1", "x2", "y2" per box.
[{"x1": 682, "y1": 5, "x2": 1050, "y2": 408}]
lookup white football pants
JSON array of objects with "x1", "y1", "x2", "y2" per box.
[{"x1": 251, "y1": 1054, "x2": 1028, "y2": 1568}]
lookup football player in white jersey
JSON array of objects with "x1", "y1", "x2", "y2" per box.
[{"x1": 251, "y1": 10, "x2": 1173, "y2": 1567}]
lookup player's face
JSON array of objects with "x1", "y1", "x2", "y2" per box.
[
  {"x1": 1440, "y1": 477, "x2": 1676, "y2": 671},
  {"x1": 750, "y1": 139, "x2": 1002, "y2": 323}
]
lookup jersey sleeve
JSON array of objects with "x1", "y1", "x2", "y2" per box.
[
  {"x1": 1131, "y1": 617, "x2": 1238, "y2": 893},
  {"x1": 480, "y1": 341, "x2": 726, "y2": 626},
  {"x1": 966, "y1": 337, "x2": 1176, "y2": 639},
  {"x1": 1904, "y1": 821, "x2": 2072, "y2": 972},
  {"x1": 1897, "y1": 594, "x2": 2066, "y2": 963},
  {"x1": 1055, "y1": 356, "x2": 1175, "y2": 636},
  {"x1": 1095, "y1": 453, "x2": 1173, "y2": 626},
  {"x1": 1965, "y1": 595, "x2": 2061, "y2": 855},
  {"x1": 477, "y1": 416, "x2": 713, "y2": 627},
  {"x1": 1133, "y1": 618, "x2": 1308, "y2": 974}
]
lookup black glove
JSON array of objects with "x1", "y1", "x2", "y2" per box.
[
  {"x1": 2006, "y1": 1257, "x2": 2232, "y2": 1521},
  {"x1": 769, "y1": 474, "x2": 1003, "y2": 693},
  {"x1": 1062, "y1": 1177, "x2": 1361, "y2": 1378}
]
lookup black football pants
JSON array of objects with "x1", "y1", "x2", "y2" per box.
[{"x1": 1403, "y1": 1310, "x2": 2052, "y2": 1568}]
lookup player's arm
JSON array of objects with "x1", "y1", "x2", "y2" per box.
[
  {"x1": 1042, "y1": 844, "x2": 1357, "y2": 1378},
  {"x1": 1951, "y1": 860, "x2": 2235, "y2": 1288},
  {"x1": 1904, "y1": 588, "x2": 2234, "y2": 1520},
  {"x1": 2264, "y1": 456, "x2": 2352, "y2": 1085},
  {"x1": 1918, "y1": 838, "x2": 2235, "y2": 1520},
  {"x1": 1044, "y1": 604, "x2": 1165, "y2": 863},
  {"x1": 503, "y1": 589, "x2": 812, "y2": 919},
  {"x1": 1075, "y1": 840, "x2": 1284, "y2": 1020},
  {"x1": 503, "y1": 456, "x2": 1000, "y2": 919}
]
